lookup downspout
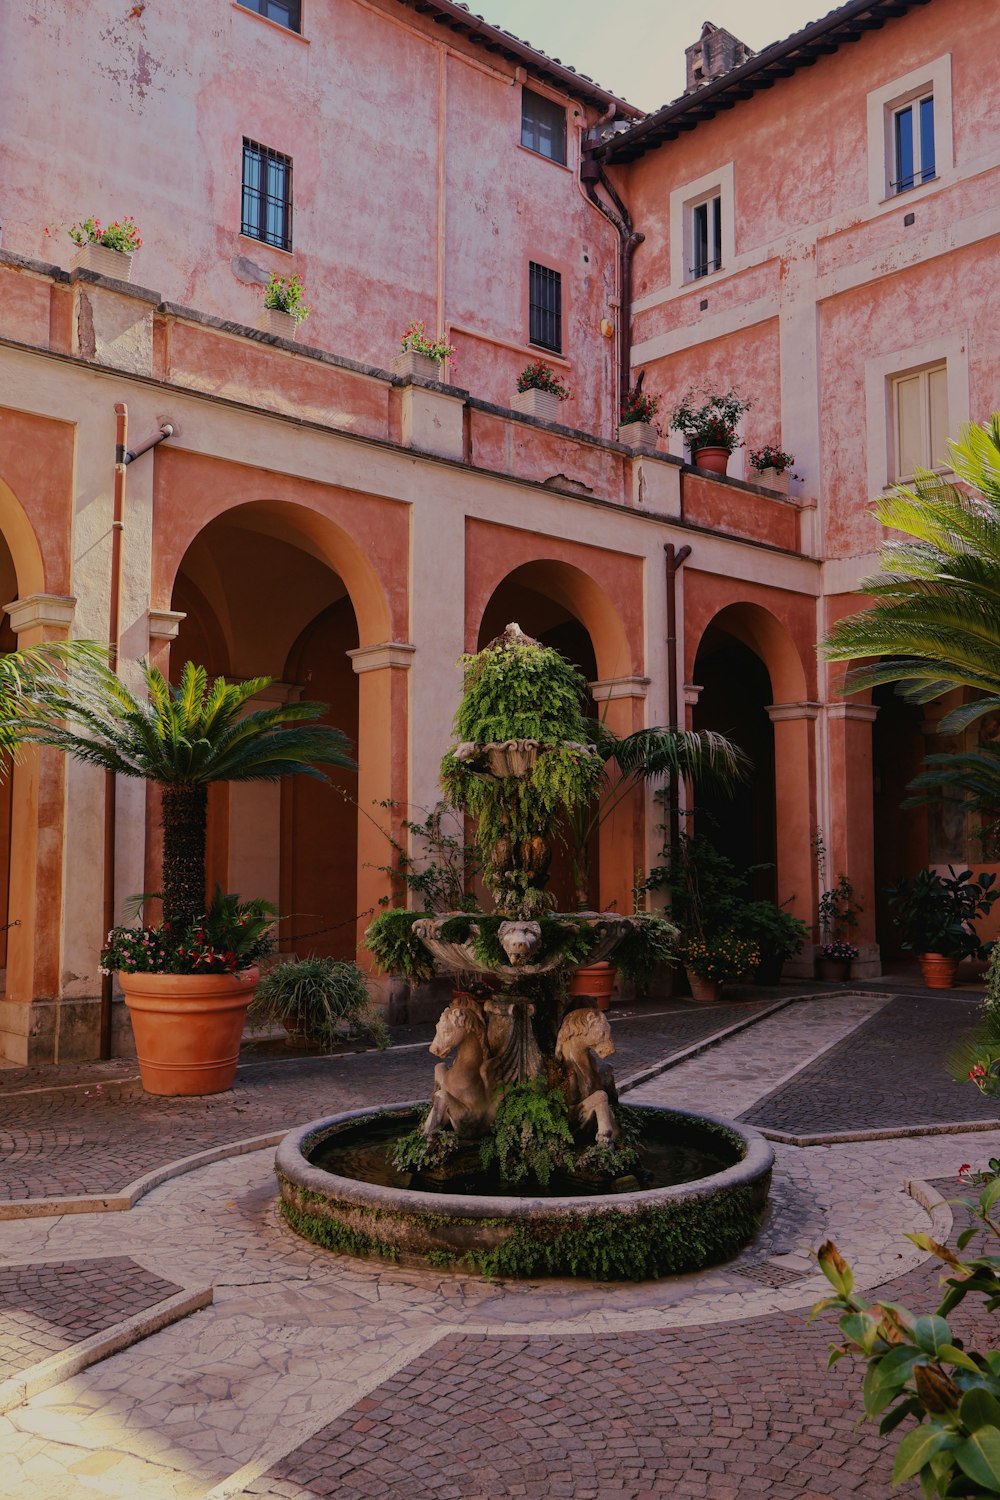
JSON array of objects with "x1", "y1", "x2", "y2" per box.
[
  {"x1": 665, "y1": 543, "x2": 692, "y2": 857},
  {"x1": 580, "y1": 112, "x2": 644, "y2": 427},
  {"x1": 100, "y1": 405, "x2": 173, "y2": 1058}
]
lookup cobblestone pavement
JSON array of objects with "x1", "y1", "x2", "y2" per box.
[
  {"x1": 1, "y1": 986, "x2": 998, "y2": 1498},
  {"x1": 742, "y1": 993, "x2": 987, "y2": 1136},
  {"x1": 0, "y1": 999, "x2": 774, "y2": 1204},
  {"x1": 0, "y1": 1259, "x2": 181, "y2": 1380}
]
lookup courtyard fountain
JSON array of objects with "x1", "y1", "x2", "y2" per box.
[{"x1": 277, "y1": 626, "x2": 773, "y2": 1279}]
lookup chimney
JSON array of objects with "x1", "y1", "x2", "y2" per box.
[{"x1": 685, "y1": 21, "x2": 754, "y2": 93}]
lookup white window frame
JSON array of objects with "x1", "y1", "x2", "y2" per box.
[
  {"x1": 866, "y1": 55, "x2": 953, "y2": 207},
  {"x1": 670, "y1": 162, "x2": 735, "y2": 289},
  {"x1": 890, "y1": 363, "x2": 949, "y2": 482},
  {"x1": 864, "y1": 333, "x2": 969, "y2": 494}
]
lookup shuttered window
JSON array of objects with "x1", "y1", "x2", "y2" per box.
[
  {"x1": 529, "y1": 263, "x2": 562, "y2": 353},
  {"x1": 892, "y1": 363, "x2": 949, "y2": 480}
]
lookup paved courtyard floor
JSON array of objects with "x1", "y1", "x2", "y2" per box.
[{"x1": 1, "y1": 984, "x2": 997, "y2": 1498}]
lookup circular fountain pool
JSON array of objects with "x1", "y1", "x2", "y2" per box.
[{"x1": 276, "y1": 1102, "x2": 773, "y2": 1281}]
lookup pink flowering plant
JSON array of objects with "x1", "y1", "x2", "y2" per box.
[
  {"x1": 517, "y1": 360, "x2": 570, "y2": 400},
  {"x1": 818, "y1": 940, "x2": 860, "y2": 962},
  {"x1": 667, "y1": 386, "x2": 751, "y2": 453},
  {"x1": 620, "y1": 387, "x2": 659, "y2": 426},
  {"x1": 748, "y1": 443, "x2": 800, "y2": 479},
  {"x1": 68, "y1": 215, "x2": 142, "y2": 254},
  {"x1": 262, "y1": 272, "x2": 310, "y2": 324},
  {"x1": 101, "y1": 888, "x2": 275, "y2": 977},
  {"x1": 400, "y1": 319, "x2": 455, "y2": 365}
]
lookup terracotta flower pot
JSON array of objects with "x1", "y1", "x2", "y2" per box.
[
  {"x1": 691, "y1": 445, "x2": 730, "y2": 474},
  {"x1": 918, "y1": 952, "x2": 960, "y2": 989},
  {"x1": 816, "y1": 957, "x2": 851, "y2": 983},
  {"x1": 568, "y1": 961, "x2": 618, "y2": 1011},
  {"x1": 685, "y1": 968, "x2": 722, "y2": 1004},
  {"x1": 119, "y1": 966, "x2": 259, "y2": 1096}
]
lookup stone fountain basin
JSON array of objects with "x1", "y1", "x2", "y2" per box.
[{"x1": 275, "y1": 1103, "x2": 774, "y2": 1281}]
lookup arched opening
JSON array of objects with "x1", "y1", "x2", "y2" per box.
[
  {"x1": 169, "y1": 503, "x2": 365, "y2": 955},
  {"x1": 872, "y1": 681, "x2": 927, "y2": 960},
  {"x1": 693, "y1": 626, "x2": 776, "y2": 900}
]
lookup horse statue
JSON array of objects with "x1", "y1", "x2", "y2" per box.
[
  {"x1": 555, "y1": 1004, "x2": 620, "y2": 1146},
  {"x1": 423, "y1": 994, "x2": 497, "y2": 1139}
]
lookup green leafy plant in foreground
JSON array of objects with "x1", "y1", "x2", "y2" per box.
[
  {"x1": 247, "y1": 955, "x2": 388, "y2": 1049},
  {"x1": 814, "y1": 1175, "x2": 1000, "y2": 1496}
]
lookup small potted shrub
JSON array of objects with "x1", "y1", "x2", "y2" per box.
[
  {"x1": 513, "y1": 360, "x2": 570, "y2": 423},
  {"x1": 248, "y1": 955, "x2": 389, "y2": 1050},
  {"x1": 618, "y1": 385, "x2": 660, "y2": 451},
  {"x1": 392, "y1": 320, "x2": 456, "y2": 381},
  {"x1": 816, "y1": 871, "x2": 862, "y2": 980},
  {"x1": 886, "y1": 866, "x2": 998, "y2": 989},
  {"x1": 68, "y1": 215, "x2": 142, "y2": 282},
  {"x1": 747, "y1": 444, "x2": 800, "y2": 495},
  {"x1": 743, "y1": 900, "x2": 809, "y2": 985},
  {"x1": 259, "y1": 272, "x2": 311, "y2": 340},
  {"x1": 816, "y1": 939, "x2": 860, "y2": 983},
  {"x1": 667, "y1": 386, "x2": 751, "y2": 474}
]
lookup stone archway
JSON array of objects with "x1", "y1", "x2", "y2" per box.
[{"x1": 163, "y1": 493, "x2": 404, "y2": 958}]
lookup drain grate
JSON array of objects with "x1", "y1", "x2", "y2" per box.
[{"x1": 727, "y1": 1259, "x2": 811, "y2": 1289}]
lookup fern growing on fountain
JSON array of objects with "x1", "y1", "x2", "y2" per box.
[{"x1": 478, "y1": 1079, "x2": 576, "y2": 1188}]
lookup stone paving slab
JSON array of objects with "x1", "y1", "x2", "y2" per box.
[{"x1": 742, "y1": 993, "x2": 988, "y2": 1137}]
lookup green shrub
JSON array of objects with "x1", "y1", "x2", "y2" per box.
[{"x1": 248, "y1": 956, "x2": 389, "y2": 1048}]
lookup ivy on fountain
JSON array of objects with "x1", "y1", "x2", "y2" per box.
[{"x1": 439, "y1": 626, "x2": 600, "y2": 920}]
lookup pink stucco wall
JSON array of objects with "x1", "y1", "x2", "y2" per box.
[{"x1": 0, "y1": 0, "x2": 621, "y2": 434}]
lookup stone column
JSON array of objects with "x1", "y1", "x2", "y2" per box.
[
  {"x1": 825, "y1": 701, "x2": 880, "y2": 977},
  {"x1": 1, "y1": 594, "x2": 77, "y2": 1062},
  {"x1": 766, "y1": 701, "x2": 821, "y2": 978},
  {"x1": 589, "y1": 676, "x2": 650, "y2": 914},
  {"x1": 349, "y1": 643, "x2": 416, "y2": 956}
]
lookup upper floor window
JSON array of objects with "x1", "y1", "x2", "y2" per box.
[
  {"x1": 690, "y1": 193, "x2": 722, "y2": 280},
  {"x1": 893, "y1": 92, "x2": 935, "y2": 193},
  {"x1": 237, "y1": 0, "x2": 302, "y2": 33},
  {"x1": 891, "y1": 362, "x2": 949, "y2": 480},
  {"x1": 521, "y1": 88, "x2": 567, "y2": 166},
  {"x1": 242, "y1": 139, "x2": 292, "y2": 251},
  {"x1": 529, "y1": 262, "x2": 562, "y2": 352}
]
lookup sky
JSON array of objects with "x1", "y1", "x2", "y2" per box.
[{"x1": 476, "y1": 1, "x2": 835, "y2": 111}]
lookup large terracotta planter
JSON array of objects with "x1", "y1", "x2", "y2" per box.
[
  {"x1": 119, "y1": 966, "x2": 259, "y2": 1096},
  {"x1": 685, "y1": 968, "x2": 722, "y2": 1004},
  {"x1": 568, "y1": 961, "x2": 618, "y2": 1011},
  {"x1": 918, "y1": 952, "x2": 960, "y2": 989},
  {"x1": 816, "y1": 957, "x2": 851, "y2": 983},
  {"x1": 691, "y1": 445, "x2": 730, "y2": 474}
]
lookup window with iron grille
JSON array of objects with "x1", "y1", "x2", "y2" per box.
[
  {"x1": 237, "y1": 0, "x2": 302, "y2": 33},
  {"x1": 521, "y1": 88, "x2": 567, "y2": 165},
  {"x1": 241, "y1": 139, "x2": 293, "y2": 251},
  {"x1": 529, "y1": 263, "x2": 562, "y2": 353}
]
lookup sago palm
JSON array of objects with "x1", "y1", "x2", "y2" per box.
[
  {"x1": 0, "y1": 640, "x2": 107, "y2": 761},
  {"x1": 18, "y1": 659, "x2": 355, "y2": 926},
  {"x1": 821, "y1": 415, "x2": 1000, "y2": 826}
]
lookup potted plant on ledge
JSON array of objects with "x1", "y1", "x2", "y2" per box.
[
  {"x1": 618, "y1": 383, "x2": 660, "y2": 451},
  {"x1": 68, "y1": 215, "x2": 142, "y2": 282},
  {"x1": 667, "y1": 386, "x2": 751, "y2": 475},
  {"x1": 747, "y1": 443, "x2": 800, "y2": 496},
  {"x1": 392, "y1": 320, "x2": 456, "y2": 381},
  {"x1": 259, "y1": 272, "x2": 311, "y2": 341},
  {"x1": 513, "y1": 360, "x2": 570, "y2": 422},
  {"x1": 886, "y1": 865, "x2": 998, "y2": 989},
  {"x1": 20, "y1": 659, "x2": 355, "y2": 1094}
]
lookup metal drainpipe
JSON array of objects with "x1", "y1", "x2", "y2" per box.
[
  {"x1": 100, "y1": 405, "x2": 173, "y2": 1059},
  {"x1": 581, "y1": 144, "x2": 644, "y2": 424},
  {"x1": 665, "y1": 543, "x2": 692, "y2": 857}
]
